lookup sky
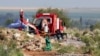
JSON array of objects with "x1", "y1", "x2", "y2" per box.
[{"x1": 0, "y1": 0, "x2": 100, "y2": 8}]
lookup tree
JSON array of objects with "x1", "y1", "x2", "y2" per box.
[
  {"x1": 36, "y1": 8, "x2": 70, "y2": 27},
  {"x1": 5, "y1": 19, "x2": 13, "y2": 26},
  {"x1": 90, "y1": 25, "x2": 94, "y2": 31},
  {"x1": 93, "y1": 22, "x2": 100, "y2": 29}
]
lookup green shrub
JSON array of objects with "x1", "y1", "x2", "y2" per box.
[
  {"x1": 75, "y1": 32, "x2": 80, "y2": 37},
  {"x1": 92, "y1": 48, "x2": 100, "y2": 56},
  {"x1": 52, "y1": 43, "x2": 60, "y2": 49},
  {"x1": 57, "y1": 45, "x2": 76, "y2": 54}
]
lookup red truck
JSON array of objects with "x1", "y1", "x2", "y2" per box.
[{"x1": 34, "y1": 13, "x2": 64, "y2": 35}]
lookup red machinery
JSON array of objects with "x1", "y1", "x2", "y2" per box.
[
  {"x1": 20, "y1": 9, "x2": 39, "y2": 35},
  {"x1": 20, "y1": 9, "x2": 64, "y2": 36}
]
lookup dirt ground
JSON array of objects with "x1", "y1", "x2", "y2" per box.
[{"x1": 23, "y1": 50, "x2": 57, "y2": 56}]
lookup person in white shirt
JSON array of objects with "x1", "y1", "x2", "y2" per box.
[
  {"x1": 42, "y1": 19, "x2": 48, "y2": 30},
  {"x1": 44, "y1": 24, "x2": 49, "y2": 33}
]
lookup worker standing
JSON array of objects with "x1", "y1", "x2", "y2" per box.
[
  {"x1": 42, "y1": 19, "x2": 49, "y2": 35},
  {"x1": 42, "y1": 19, "x2": 48, "y2": 30},
  {"x1": 44, "y1": 24, "x2": 49, "y2": 33}
]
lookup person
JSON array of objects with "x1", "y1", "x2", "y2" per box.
[
  {"x1": 44, "y1": 24, "x2": 49, "y2": 33},
  {"x1": 42, "y1": 19, "x2": 48, "y2": 30},
  {"x1": 55, "y1": 30, "x2": 64, "y2": 41}
]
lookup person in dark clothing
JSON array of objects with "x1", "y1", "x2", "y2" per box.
[{"x1": 55, "y1": 30, "x2": 64, "y2": 41}]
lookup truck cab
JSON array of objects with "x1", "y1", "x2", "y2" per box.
[{"x1": 33, "y1": 13, "x2": 64, "y2": 35}]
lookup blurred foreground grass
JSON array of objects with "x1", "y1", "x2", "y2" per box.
[{"x1": 0, "y1": 39, "x2": 23, "y2": 56}]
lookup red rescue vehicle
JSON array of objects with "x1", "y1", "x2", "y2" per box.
[{"x1": 20, "y1": 9, "x2": 66, "y2": 36}]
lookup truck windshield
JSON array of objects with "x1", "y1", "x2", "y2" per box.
[
  {"x1": 33, "y1": 17, "x2": 51, "y2": 26},
  {"x1": 34, "y1": 19, "x2": 42, "y2": 26}
]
